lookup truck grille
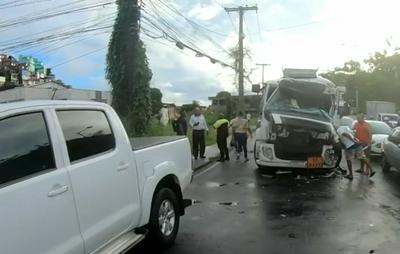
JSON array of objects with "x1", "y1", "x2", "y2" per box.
[{"x1": 275, "y1": 132, "x2": 323, "y2": 160}]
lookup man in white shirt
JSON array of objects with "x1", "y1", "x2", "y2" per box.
[
  {"x1": 189, "y1": 107, "x2": 208, "y2": 159},
  {"x1": 337, "y1": 126, "x2": 375, "y2": 180}
]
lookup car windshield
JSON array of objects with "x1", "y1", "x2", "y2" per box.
[
  {"x1": 369, "y1": 121, "x2": 392, "y2": 135},
  {"x1": 382, "y1": 115, "x2": 399, "y2": 121}
]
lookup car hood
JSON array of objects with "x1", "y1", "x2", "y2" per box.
[{"x1": 373, "y1": 134, "x2": 389, "y2": 143}]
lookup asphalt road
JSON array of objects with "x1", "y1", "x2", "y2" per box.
[{"x1": 132, "y1": 153, "x2": 400, "y2": 254}]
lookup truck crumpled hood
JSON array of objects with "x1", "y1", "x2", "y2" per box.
[{"x1": 271, "y1": 113, "x2": 333, "y2": 133}]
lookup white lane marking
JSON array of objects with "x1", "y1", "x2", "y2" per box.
[{"x1": 194, "y1": 162, "x2": 220, "y2": 178}]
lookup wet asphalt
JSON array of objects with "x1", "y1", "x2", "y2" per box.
[{"x1": 132, "y1": 152, "x2": 400, "y2": 254}]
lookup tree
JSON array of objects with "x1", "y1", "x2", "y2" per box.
[
  {"x1": 106, "y1": 0, "x2": 152, "y2": 136},
  {"x1": 150, "y1": 88, "x2": 163, "y2": 115},
  {"x1": 322, "y1": 50, "x2": 400, "y2": 112}
]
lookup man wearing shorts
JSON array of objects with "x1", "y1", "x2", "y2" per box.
[
  {"x1": 354, "y1": 113, "x2": 372, "y2": 174},
  {"x1": 337, "y1": 126, "x2": 375, "y2": 180}
]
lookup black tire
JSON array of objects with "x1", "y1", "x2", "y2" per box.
[
  {"x1": 382, "y1": 156, "x2": 391, "y2": 172},
  {"x1": 148, "y1": 188, "x2": 180, "y2": 249}
]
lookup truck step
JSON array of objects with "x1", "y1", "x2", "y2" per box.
[{"x1": 96, "y1": 230, "x2": 146, "y2": 254}]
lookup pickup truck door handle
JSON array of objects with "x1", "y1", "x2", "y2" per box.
[
  {"x1": 117, "y1": 163, "x2": 130, "y2": 172},
  {"x1": 48, "y1": 185, "x2": 69, "y2": 197}
]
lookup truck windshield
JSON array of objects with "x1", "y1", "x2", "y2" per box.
[{"x1": 267, "y1": 86, "x2": 333, "y2": 121}]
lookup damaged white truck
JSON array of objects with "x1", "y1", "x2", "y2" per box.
[{"x1": 254, "y1": 69, "x2": 342, "y2": 173}]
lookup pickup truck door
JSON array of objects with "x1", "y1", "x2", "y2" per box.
[
  {"x1": 54, "y1": 109, "x2": 141, "y2": 253},
  {"x1": 0, "y1": 110, "x2": 84, "y2": 254}
]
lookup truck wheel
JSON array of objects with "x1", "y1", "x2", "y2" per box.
[
  {"x1": 149, "y1": 188, "x2": 180, "y2": 249},
  {"x1": 382, "y1": 156, "x2": 391, "y2": 172}
]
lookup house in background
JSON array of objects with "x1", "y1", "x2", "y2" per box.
[{"x1": 208, "y1": 91, "x2": 262, "y2": 117}]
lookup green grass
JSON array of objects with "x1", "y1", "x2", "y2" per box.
[
  {"x1": 145, "y1": 118, "x2": 217, "y2": 146},
  {"x1": 187, "y1": 128, "x2": 217, "y2": 146}
]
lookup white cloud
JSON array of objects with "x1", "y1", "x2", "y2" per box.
[
  {"x1": 4, "y1": 0, "x2": 400, "y2": 107},
  {"x1": 188, "y1": 2, "x2": 222, "y2": 21}
]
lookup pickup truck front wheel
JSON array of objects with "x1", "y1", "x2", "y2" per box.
[{"x1": 149, "y1": 188, "x2": 180, "y2": 248}]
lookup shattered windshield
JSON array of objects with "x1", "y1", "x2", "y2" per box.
[{"x1": 267, "y1": 85, "x2": 333, "y2": 121}]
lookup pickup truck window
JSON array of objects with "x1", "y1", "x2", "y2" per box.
[
  {"x1": 0, "y1": 112, "x2": 55, "y2": 186},
  {"x1": 56, "y1": 110, "x2": 115, "y2": 163}
]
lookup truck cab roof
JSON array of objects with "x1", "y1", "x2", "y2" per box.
[{"x1": 0, "y1": 100, "x2": 107, "y2": 113}]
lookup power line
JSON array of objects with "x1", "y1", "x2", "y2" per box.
[{"x1": 50, "y1": 46, "x2": 107, "y2": 69}]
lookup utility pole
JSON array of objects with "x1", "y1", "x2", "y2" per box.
[
  {"x1": 256, "y1": 63, "x2": 270, "y2": 85},
  {"x1": 225, "y1": 5, "x2": 258, "y2": 112}
]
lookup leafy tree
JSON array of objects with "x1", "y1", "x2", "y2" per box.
[
  {"x1": 150, "y1": 88, "x2": 163, "y2": 115},
  {"x1": 322, "y1": 50, "x2": 400, "y2": 112},
  {"x1": 106, "y1": 0, "x2": 152, "y2": 136}
]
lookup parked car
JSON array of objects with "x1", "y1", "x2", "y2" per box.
[
  {"x1": 382, "y1": 127, "x2": 400, "y2": 171},
  {"x1": 377, "y1": 113, "x2": 399, "y2": 128},
  {"x1": 0, "y1": 100, "x2": 192, "y2": 254},
  {"x1": 339, "y1": 116, "x2": 356, "y2": 128},
  {"x1": 352, "y1": 120, "x2": 392, "y2": 156}
]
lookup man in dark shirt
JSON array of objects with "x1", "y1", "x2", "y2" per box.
[{"x1": 213, "y1": 114, "x2": 230, "y2": 162}]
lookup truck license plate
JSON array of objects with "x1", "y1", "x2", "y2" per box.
[{"x1": 307, "y1": 157, "x2": 323, "y2": 168}]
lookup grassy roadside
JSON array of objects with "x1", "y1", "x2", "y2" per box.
[{"x1": 147, "y1": 118, "x2": 217, "y2": 146}]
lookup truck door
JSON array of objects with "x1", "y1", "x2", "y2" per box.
[
  {"x1": 0, "y1": 110, "x2": 84, "y2": 254},
  {"x1": 54, "y1": 109, "x2": 141, "y2": 253}
]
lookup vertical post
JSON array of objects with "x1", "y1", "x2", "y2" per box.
[
  {"x1": 224, "y1": 6, "x2": 258, "y2": 114},
  {"x1": 238, "y1": 7, "x2": 244, "y2": 112},
  {"x1": 356, "y1": 89, "x2": 359, "y2": 112}
]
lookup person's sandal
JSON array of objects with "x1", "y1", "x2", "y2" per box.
[
  {"x1": 345, "y1": 174, "x2": 354, "y2": 180},
  {"x1": 369, "y1": 171, "x2": 376, "y2": 178},
  {"x1": 355, "y1": 169, "x2": 363, "y2": 173}
]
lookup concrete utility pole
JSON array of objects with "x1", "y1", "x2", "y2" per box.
[
  {"x1": 256, "y1": 63, "x2": 270, "y2": 84},
  {"x1": 225, "y1": 5, "x2": 258, "y2": 112}
]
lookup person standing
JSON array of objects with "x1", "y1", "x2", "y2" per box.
[
  {"x1": 172, "y1": 111, "x2": 188, "y2": 136},
  {"x1": 354, "y1": 113, "x2": 372, "y2": 174},
  {"x1": 230, "y1": 112, "x2": 252, "y2": 162},
  {"x1": 189, "y1": 107, "x2": 208, "y2": 160},
  {"x1": 213, "y1": 114, "x2": 230, "y2": 162},
  {"x1": 337, "y1": 125, "x2": 375, "y2": 180}
]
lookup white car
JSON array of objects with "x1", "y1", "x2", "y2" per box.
[
  {"x1": 0, "y1": 100, "x2": 192, "y2": 254},
  {"x1": 377, "y1": 113, "x2": 399, "y2": 128},
  {"x1": 353, "y1": 120, "x2": 392, "y2": 155}
]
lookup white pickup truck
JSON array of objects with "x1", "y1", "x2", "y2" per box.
[{"x1": 0, "y1": 100, "x2": 193, "y2": 254}]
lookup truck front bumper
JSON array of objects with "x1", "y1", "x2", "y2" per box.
[{"x1": 255, "y1": 141, "x2": 340, "y2": 169}]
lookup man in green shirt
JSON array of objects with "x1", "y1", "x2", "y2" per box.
[{"x1": 213, "y1": 114, "x2": 230, "y2": 162}]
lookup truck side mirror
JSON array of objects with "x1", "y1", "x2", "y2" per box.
[{"x1": 252, "y1": 84, "x2": 261, "y2": 93}]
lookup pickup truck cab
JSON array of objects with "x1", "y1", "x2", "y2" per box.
[{"x1": 0, "y1": 100, "x2": 192, "y2": 254}]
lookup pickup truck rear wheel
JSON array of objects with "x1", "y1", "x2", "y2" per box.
[{"x1": 149, "y1": 188, "x2": 180, "y2": 248}]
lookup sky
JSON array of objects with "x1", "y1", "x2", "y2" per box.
[{"x1": 1, "y1": 0, "x2": 400, "y2": 106}]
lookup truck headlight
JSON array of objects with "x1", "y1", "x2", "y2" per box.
[
  {"x1": 262, "y1": 146, "x2": 274, "y2": 160},
  {"x1": 324, "y1": 149, "x2": 338, "y2": 167}
]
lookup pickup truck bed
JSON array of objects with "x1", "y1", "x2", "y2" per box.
[{"x1": 131, "y1": 136, "x2": 185, "y2": 150}]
